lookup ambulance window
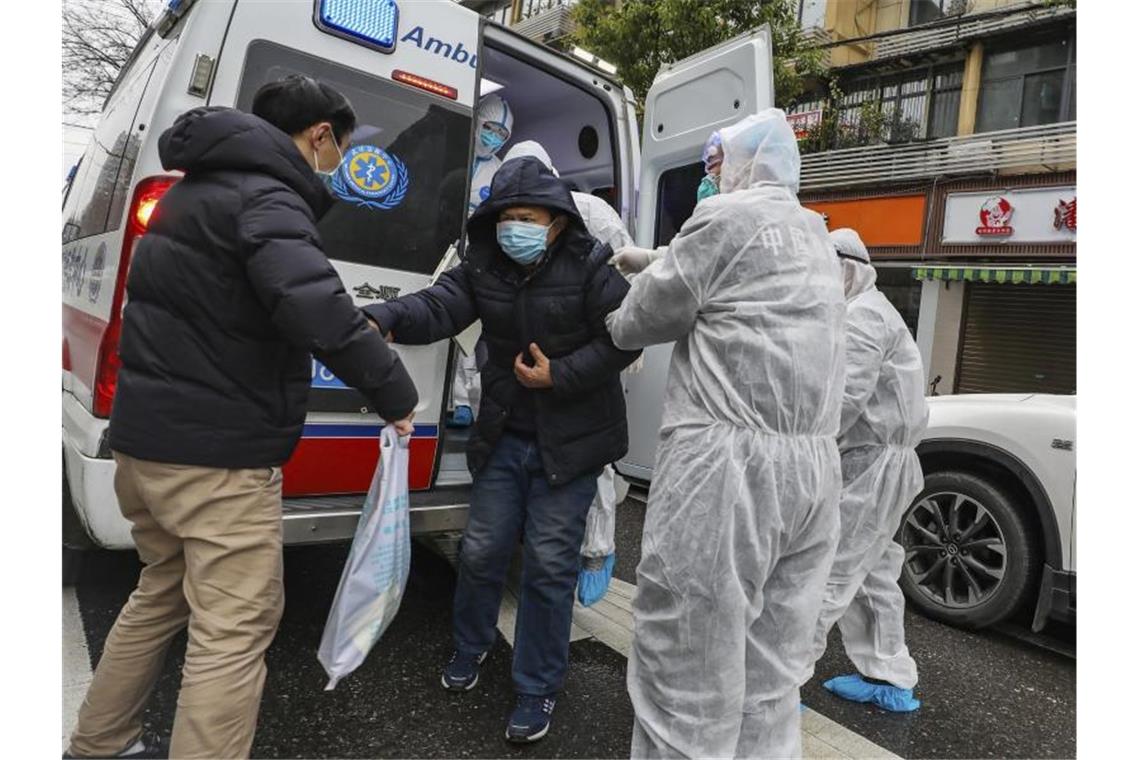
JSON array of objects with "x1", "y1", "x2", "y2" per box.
[
  {"x1": 61, "y1": 58, "x2": 156, "y2": 242},
  {"x1": 653, "y1": 161, "x2": 705, "y2": 248},
  {"x1": 237, "y1": 41, "x2": 472, "y2": 275}
]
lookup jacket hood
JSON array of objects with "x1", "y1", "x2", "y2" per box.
[
  {"x1": 468, "y1": 156, "x2": 583, "y2": 236},
  {"x1": 466, "y1": 157, "x2": 591, "y2": 275},
  {"x1": 158, "y1": 107, "x2": 332, "y2": 217}
]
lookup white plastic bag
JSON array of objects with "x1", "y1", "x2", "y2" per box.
[
  {"x1": 318, "y1": 425, "x2": 411, "y2": 690},
  {"x1": 581, "y1": 465, "x2": 626, "y2": 559}
]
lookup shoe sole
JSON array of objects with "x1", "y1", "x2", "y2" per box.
[
  {"x1": 440, "y1": 652, "x2": 488, "y2": 692},
  {"x1": 505, "y1": 722, "x2": 550, "y2": 743},
  {"x1": 441, "y1": 672, "x2": 479, "y2": 692}
]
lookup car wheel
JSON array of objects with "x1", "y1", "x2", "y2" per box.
[{"x1": 897, "y1": 470, "x2": 1041, "y2": 630}]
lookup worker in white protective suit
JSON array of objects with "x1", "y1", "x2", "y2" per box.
[
  {"x1": 803, "y1": 228, "x2": 929, "y2": 713},
  {"x1": 450, "y1": 94, "x2": 515, "y2": 428},
  {"x1": 605, "y1": 110, "x2": 846, "y2": 759},
  {"x1": 500, "y1": 140, "x2": 633, "y2": 607}
]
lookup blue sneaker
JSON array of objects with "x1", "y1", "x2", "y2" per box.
[
  {"x1": 823, "y1": 674, "x2": 921, "y2": 712},
  {"x1": 505, "y1": 694, "x2": 556, "y2": 743},
  {"x1": 441, "y1": 650, "x2": 487, "y2": 692},
  {"x1": 447, "y1": 405, "x2": 474, "y2": 428}
]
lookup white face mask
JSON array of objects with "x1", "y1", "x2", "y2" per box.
[{"x1": 312, "y1": 128, "x2": 344, "y2": 178}]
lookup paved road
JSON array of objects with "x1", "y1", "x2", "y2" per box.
[{"x1": 63, "y1": 497, "x2": 1074, "y2": 759}]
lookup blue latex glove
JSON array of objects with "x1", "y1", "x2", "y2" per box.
[
  {"x1": 577, "y1": 553, "x2": 615, "y2": 607},
  {"x1": 823, "y1": 674, "x2": 921, "y2": 713}
]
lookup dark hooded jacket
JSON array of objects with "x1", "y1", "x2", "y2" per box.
[
  {"x1": 108, "y1": 107, "x2": 418, "y2": 469},
  {"x1": 365, "y1": 158, "x2": 639, "y2": 486}
]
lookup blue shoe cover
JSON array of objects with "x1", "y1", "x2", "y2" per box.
[
  {"x1": 823, "y1": 674, "x2": 921, "y2": 713},
  {"x1": 447, "y1": 405, "x2": 474, "y2": 428},
  {"x1": 799, "y1": 703, "x2": 807, "y2": 713},
  {"x1": 577, "y1": 554, "x2": 615, "y2": 607}
]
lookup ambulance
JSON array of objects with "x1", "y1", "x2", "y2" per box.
[{"x1": 61, "y1": 0, "x2": 773, "y2": 559}]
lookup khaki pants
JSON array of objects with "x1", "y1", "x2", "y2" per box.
[{"x1": 68, "y1": 454, "x2": 285, "y2": 759}]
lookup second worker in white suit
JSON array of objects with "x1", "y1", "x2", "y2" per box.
[{"x1": 803, "y1": 228, "x2": 929, "y2": 713}]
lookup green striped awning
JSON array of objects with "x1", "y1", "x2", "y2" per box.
[{"x1": 912, "y1": 266, "x2": 1076, "y2": 285}]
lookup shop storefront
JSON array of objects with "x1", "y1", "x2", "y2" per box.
[{"x1": 920, "y1": 176, "x2": 1076, "y2": 395}]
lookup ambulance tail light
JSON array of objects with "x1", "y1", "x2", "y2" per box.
[
  {"x1": 392, "y1": 70, "x2": 458, "y2": 100},
  {"x1": 93, "y1": 176, "x2": 179, "y2": 418}
]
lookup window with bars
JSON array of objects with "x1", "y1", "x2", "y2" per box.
[{"x1": 835, "y1": 63, "x2": 964, "y2": 143}]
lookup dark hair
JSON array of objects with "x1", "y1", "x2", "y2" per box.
[{"x1": 251, "y1": 75, "x2": 357, "y2": 142}]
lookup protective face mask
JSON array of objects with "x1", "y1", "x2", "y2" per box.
[
  {"x1": 480, "y1": 126, "x2": 507, "y2": 152},
  {"x1": 696, "y1": 174, "x2": 720, "y2": 203},
  {"x1": 497, "y1": 221, "x2": 551, "y2": 265},
  {"x1": 313, "y1": 131, "x2": 345, "y2": 187}
]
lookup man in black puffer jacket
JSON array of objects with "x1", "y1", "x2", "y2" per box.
[
  {"x1": 68, "y1": 77, "x2": 417, "y2": 760},
  {"x1": 365, "y1": 157, "x2": 639, "y2": 744}
]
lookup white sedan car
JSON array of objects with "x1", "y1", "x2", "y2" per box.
[{"x1": 900, "y1": 393, "x2": 1075, "y2": 631}]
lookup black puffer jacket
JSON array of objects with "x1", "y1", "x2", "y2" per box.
[
  {"x1": 365, "y1": 158, "x2": 639, "y2": 485},
  {"x1": 109, "y1": 107, "x2": 418, "y2": 469}
]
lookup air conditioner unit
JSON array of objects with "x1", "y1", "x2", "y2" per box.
[{"x1": 947, "y1": 0, "x2": 973, "y2": 17}]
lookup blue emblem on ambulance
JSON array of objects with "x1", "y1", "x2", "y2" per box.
[
  {"x1": 479, "y1": 185, "x2": 491, "y2": 201},
  {"x1": 331, "y1": 145, "x2": 409, "y2": 210}
]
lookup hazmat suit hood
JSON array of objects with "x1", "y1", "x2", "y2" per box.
[
  {"x1": 831, "y1": 228, "x2": 877, "y2": 300},
  {"x1": 718, "y1": 109, "x2": 802, "y2": 195},
  {"x1": 475, "y1": 93, "x2": 514, "y2": 159},
  {"x1": 502, "y1": 140, "x2": 559, "y2": 176},
  {"x1": 498, "y1": 140, "x2": 633, "y2": 252}
]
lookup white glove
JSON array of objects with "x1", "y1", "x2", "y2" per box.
[{"x1": 610, "y1": 246, "x2": 659, "y2": 276}]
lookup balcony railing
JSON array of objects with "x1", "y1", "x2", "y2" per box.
[
  {"x1": 799, "y1": 121, "x2": 1075, "y2": 191},
  {"x1": 867, "y1": 2, "x2": 1075, "y2": 63}
]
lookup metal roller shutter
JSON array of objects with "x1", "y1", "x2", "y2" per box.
[{"x1": 956, "y1": 283, "x2": 1076, "y2": 395}]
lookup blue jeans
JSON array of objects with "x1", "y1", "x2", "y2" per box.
[{"x1": 453, "y1": 433, "x2": 598, "y2": 696}]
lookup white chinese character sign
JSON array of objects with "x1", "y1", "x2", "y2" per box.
[{"x1": 942, "y1": 187, "x2": 1076, "y2": 244}]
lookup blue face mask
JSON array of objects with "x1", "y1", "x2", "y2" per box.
[
  {"x1": 480, "y1": 126, "x2": 506, "y2": 152},
  {"x1": 696, "y1": 174, "x2": 719, "y2": 202},
  {"x1": 497, "y1": 221, "x2": 551, "y2": 265}
]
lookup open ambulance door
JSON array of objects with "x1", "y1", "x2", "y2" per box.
[
  {"x1": 208, "y1": 0, "x2": 481, "y2": 495},
  {"x1": 619, "y1": 27, "x2": 775, "y2": 481}
]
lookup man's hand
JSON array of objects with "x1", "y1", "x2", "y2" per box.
[
  {"x1": 365, "y1": 315, "x2": 395, "y2": 343},
  {"x1": 392, "y1": 412, "x2": 415, "y2": 437},
  {"x1": 514, "y1": 343, "x2": 554, "y2": 389}
]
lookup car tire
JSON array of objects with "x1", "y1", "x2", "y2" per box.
[{"x1": 897, "y1": 470, "x2": 1041, "y2": 630}]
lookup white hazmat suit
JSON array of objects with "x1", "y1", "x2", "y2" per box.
[
  {"x1": 499, "y1": 140, "x2": 633, "y2": 594},
  {"x1": 453, "y1": 95, "x2": 515, "y2": 417},
  {"x1": 805, "y1": 229, "x2": 928, "y2": 693},
  {"x1": 605, "y1": 110, "x2": 846, "y2": 759}
]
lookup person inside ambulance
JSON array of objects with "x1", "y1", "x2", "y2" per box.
[
  {"x1": 604, "y1": 109, "x2": 845, "y2": 759},
  {"x1": 364, "y1": 156, "x2": 640, "y2": 744},
  {"x1": 499, "y1": 140, "x2": 635, "y2": 608},
  {"x1": 801, "y1": 228, "x2": 929, "y2": 713},
  {"x1": 66, "y1": 76, "x2": 418, "y2": 760},
  {"x1": 449, "y1": 93, "x2": 516, "y2": 428}
]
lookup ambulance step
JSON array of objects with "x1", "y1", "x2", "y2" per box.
[{"x1": 281, "y1": 486, "x2": 471, "y2": 545}]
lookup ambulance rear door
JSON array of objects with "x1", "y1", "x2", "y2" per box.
[
  {"x1": 208, "y1": 0, "x2": 481, "y2": 495},
  {"x1": 619, "y1": 27, "x2": 775, "y2": 481}
]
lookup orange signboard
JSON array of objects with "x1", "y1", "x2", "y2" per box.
[{"x1": 805, "y1": 195, "x2": 926, "y2": 247}]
